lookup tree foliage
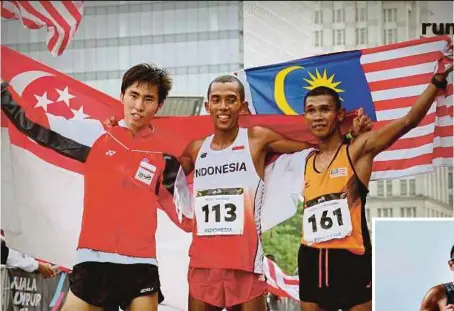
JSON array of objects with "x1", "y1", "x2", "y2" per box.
[{"x1": 262, "y1": 207, "x2": 303, "y2": 275}]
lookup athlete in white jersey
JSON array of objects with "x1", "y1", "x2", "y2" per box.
[{"x1": 177, "y1": 75, "x2": 373, "y2": 311}]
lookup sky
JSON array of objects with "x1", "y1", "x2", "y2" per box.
[{"x1": 374, "y1": 219, "x2": 454, "y2": 311}]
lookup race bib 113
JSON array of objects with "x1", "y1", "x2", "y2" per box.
[
  {"x1": 302, "y1": 198, "x2": 352, "y2": 245},
  {"x1": 195, "y1": 188, "x2": 244, "y2": 236}
]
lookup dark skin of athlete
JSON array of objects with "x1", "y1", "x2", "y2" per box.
[
  {"x1": 178, "y1": 80, "x2": 373, "y2": 311},
  {"x1": 300, "y1": 64, "x2": 453, "y2": 311},
  {"x1": 419, "y1": 256, "x2": 454, "y2": 311}
]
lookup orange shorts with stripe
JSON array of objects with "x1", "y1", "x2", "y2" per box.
[{"x1": 188, "y1": 267, "x2": 268, "y2": 308}]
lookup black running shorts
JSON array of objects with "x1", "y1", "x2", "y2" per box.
[
  {"x1": 69, "y1": 261, "x2": 164, "y2": 310},
  {"x1": 298, "y1": 243, "x2": 372, "y2": 310}
]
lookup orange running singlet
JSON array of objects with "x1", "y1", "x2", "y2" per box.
[{"x1": 301, "y1": 144, "x2": 371, "y2": 255}]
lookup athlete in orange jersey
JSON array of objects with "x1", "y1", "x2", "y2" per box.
[
  {"x1": 176, "y1": 75, "x2": 373, "y2": 311},
  {"x1": 297, "y1": 48, "x2": 452, "y2": 311}
]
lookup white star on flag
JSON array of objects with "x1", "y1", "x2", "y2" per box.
[
  {"x1": 56, "y1": 86, "x2": 75, "y2": 107},
  {"x1": 34, "y1": 91, "x2": 54, "y2": 112},
  {"x1": 70, "y1": 106, "x2": 90, "y2": 120}
]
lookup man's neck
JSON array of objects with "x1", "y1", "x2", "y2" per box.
[
  {"x1": 212, "y1": 127, "x2": 240, "y2": 149},
  {"x1": 318, "y1": 131, "x2": 344, "y2": 154}
]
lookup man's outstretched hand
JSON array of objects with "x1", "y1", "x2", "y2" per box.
[{"x1": 351, "y1": 107, "x2": 373, "y2": 138}]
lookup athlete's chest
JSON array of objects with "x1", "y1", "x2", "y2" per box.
[
  {"x1": 86, "y1": 133, "x2": 165, "y2": 191},
  {"x1": 194, "y1": 147, "x2": 254, "y2": 181},
  {"x1": 304, "y1": 158, "x2": 352, "y2": 199}
]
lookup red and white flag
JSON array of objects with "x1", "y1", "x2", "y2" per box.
[
  {"x1": 264, "y1": 258, "x2": 299, "y2": 301},
  {"x1": 1, "y1": 1, "x2": 84, "y2": 56}
]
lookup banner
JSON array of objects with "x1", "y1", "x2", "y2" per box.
[{"x1": 3, "y1": 268, "x2": 69, "y2": 311}]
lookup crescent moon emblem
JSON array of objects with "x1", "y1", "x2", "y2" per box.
[
  {"x1": 9, "y1": 70, "x2": 54, "y2": 96},
  {"x1": 274, "y1": 66, "x2": 304, "y2": 115}
]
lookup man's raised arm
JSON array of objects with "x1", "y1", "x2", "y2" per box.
[
  {"x1": 1, "y1": 82, "x2": 94, "y2": 163},
  {"x1": 354, "y1": 50, "x2": 452, "y2": 159}
]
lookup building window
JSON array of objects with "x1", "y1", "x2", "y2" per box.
[
  {"x1": 314, "y1": 30, "x2": 323, "y2": 47},
  {"x1": 356, "y1": 7, "x2": 367, "y2": 22},
  {"x1": 449, "y1": 172, "x2": 453, "y2": 189},
  {"x1": 400, "y1": 180, "x2": 407, "y2": 196},
  {"x1": 383, "y1": 28, "x2": 398, "y2": 45},
  {"x1": 386, "y1": 180, "x2": 392, "y2": 196},
  {"x1": 409, "y1": 179, "x2": 416, "y2": 196},
  {"x1": 402, "y1": 206, "x2": 416, "y2": 217},
  {"x1": 315, "y1": 10, "x2": 323, "y2": 24},
  {"x1": 334, "y1": 8, "x2": 345, "y2": 23},
  {"x1": 449, "y1": 195, "x2": 453, "y2": 206},
  {"x1": 377, "y1": 180, "x2": 384, "y2": 196},
  {"x1": 355, "y1": 28, "x2": 367, "y2": 45},
  {"x1": 377, "y1": 208, "x2": 381, "y2": 217},
  {"x1": 383, "y1": 8, "x2": 397, "y2": 23}
]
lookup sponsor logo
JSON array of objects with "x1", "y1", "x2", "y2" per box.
[
  {"x1": 200, "y1": 152, "x2": 207, "y2": 158},
  {"x1": 232, "y1": 145, "x2": 244, "y2": 151},
  {"x1": 140, "y1": 287, "x2": 154, "y2": 293},
  {"x1": 330, "y1": 167, "x2": 347, "y2": 178},
  {"x1": 195, "y1": 162, "x2": 247, "y2": 177},
  {"x1": 105, "y1": 150, "x2": 116, "y2": 156}
]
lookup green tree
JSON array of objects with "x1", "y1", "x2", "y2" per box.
[{"x1": 262, "y1": 207, "x2": 303, "y2": 275}]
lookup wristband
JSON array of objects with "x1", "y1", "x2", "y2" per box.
[
  {"x1": 346, "y1": 132, "x2": 354, "y2": 140},
  {"x1": 430, "y1": 76, "x2": 448, "y2": 89}
]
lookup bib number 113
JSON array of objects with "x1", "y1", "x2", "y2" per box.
[{"x1": 201, "y1": 203, "x2": 237, "y2": 223}]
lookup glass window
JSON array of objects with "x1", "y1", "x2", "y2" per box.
[
  {"x1": 163, "y1": 8, "x2": 176, "y2": 34},
  {"x1": 106, "y1": 47, "x2": 120, "y2": 71},
  {"x1": 400, "y1": 180, "x2": 407, "y2": 196},
  {"x1": 360, "y1": 7, "x2": 366, "y2": 21},
  {"x1": 360, "y1": 28, "x2": 367, "y2": 44},
  {"x1": 409, "y1": 179, "x2": 416, "y2": 195},
  {"x1": 448, "y1": 172, "x2": 452, "y2": 189},
  {"x1": 73, "y1": 49, "x2": 85, "y2": 73},
  {"x1": 386, "y1": 180, "x2": 392, "y2": 196},
  {"x1": 377, "y1": 180, "x2": 384, "y2": 196},
  {"x1": 118, "y1": 46, "x2": 131, "y2": 71}
]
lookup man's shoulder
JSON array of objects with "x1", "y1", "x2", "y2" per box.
[{"x1": 421, "y1": 283, "x2": 447, "y2": 308}]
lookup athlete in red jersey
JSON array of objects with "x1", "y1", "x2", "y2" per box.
[
  {"x1": 176, "y1": 75, "x2": 373, "y2": 311},
  {"x1": 1, "y1": 64, "x2": 191, "y2": 311}
]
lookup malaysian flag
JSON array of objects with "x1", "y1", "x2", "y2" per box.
[
  {"x1": 1, "y1": 1, "x2": 84, "y2": 56},
  {"x1": 236, "y1": 35, "x2": 453, "y2": 180}
]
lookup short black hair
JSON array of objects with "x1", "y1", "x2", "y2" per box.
[
  {"x1": 450, "y1": 245, "x2": 454, "y2": 260},
  {"x1": 303, "y1": 86, "x2": 342, "y2": 110},
  {"x1": 121, "y1": 63, "x2": 173, "y2": 105},
  {"x1": 207, "y1": 75, "x2": 245, "y2": 102}
]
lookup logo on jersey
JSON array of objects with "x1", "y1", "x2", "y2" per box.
[
  {"x1": 195, "y1": 162, "x2": 247, "y2": 177},
  {"x1": 232, "y1": 145, "x2": 244, "y2": 151},
  {"x1": 135, "y1": 160, "x2": 156, "y2": 185},
  {"x1": 105, "y1": 150, "x2": 116, "y2": 156},
  {"x1": 330, "y1": 167, "x2": 347, "y2": 178},
  {"x1": 200, "y1": 152, "x2": 207, "y2": 159}
]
